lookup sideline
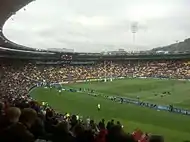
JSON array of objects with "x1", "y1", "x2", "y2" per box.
[{"x1": 28, "y1": 76, "x2": 190, "y2": 116}]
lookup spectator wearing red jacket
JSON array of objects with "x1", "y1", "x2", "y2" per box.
[
  {"x1": 96, "y1": 120, "x2": 107, "y2": 142},
  {"x1": 132, "y1": 129, "x2": 143, "y2": 141}
]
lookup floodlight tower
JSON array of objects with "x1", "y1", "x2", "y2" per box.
[{"x1": 131, "y1": 22, "x2": 139, "y2": 52}]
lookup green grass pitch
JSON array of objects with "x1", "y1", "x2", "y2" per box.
[{"x1": 30, "y1": 78, "x2": 190, "y2": 142}]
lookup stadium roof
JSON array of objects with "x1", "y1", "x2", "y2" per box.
[{"x1": 0, "y1": 0, "x2": 53, "y2": 53}]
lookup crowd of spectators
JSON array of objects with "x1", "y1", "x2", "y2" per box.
[
  {"x1": 1, "y1": 60, "x2": 190, "y2": 97},
  {"x1": 1, "y1": 59, "x2": 190, "y2": 142}
]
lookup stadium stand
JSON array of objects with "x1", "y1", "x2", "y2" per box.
[
  {"x1": 1, "y1": 59, "x2": 190, "y2": 97},
  {"x1": 1, "y1": 58, "x2": 190, "y2": 142},
  {"x1": 0, "y1": 0, "x2": 37, "y2": 51}
]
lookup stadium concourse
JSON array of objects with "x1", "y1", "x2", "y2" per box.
[{"x1": 0, "y1": 59, "x2": 190, "y2": 142}]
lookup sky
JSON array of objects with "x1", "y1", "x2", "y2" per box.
[{"x1": 2, "y1": 0, "x2": 190, "y2": 52}]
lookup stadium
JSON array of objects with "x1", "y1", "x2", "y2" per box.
[{"x1": 0, "y1": 1, "x2": 190, "y2": 142}]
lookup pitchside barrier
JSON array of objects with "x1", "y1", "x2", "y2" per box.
[{"x1": 58, "y1": 76, "x2": 190, "y2": 84}]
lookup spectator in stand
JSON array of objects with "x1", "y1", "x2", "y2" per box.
[
  {"x1": 149, "y1": 135, "x2": 164, "y2": 142},
  {"x1": 106, "y1": 124, "x2": 136, "y2": 142},
  {"x1": 0, "y1": 107, "x2": 21, "y2": 131},
  {"x1": 1, "y1": 108, "x2": 37, "y2": 142},
  {"x1": 96, "y1": 119, "x2": 107, "y2": 142},
  {"x1": 51, "y1": 121, "x2": 74, "y2": 142},
  {"x1": 132, "y1": 129, "x2": 144, "y2": 141},
  {"x1": 0, "y1": 101, "x2": 4, "y2": 117}
]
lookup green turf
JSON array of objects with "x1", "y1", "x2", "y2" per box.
[{"x1": 30, "y1": 78, "x2": 190, "y2": 142}]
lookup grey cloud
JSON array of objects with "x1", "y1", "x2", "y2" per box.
[{"x1": 3, "y1": 0, "x2": 190, "y2": 52}]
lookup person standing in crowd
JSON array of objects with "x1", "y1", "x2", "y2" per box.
[
  {"x1": 0, "y1": 107, "x2": 21, "y2": 130},
  {"x1": 1, "y1": 108, "x2": 37, "y2": 142}
]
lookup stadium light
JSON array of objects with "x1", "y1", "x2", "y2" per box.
[
  {"x1": 131, "y1": 22, "x2": 139, "y2": 52},
  {"x1": 131, "y1": 22, "x2": 138, "y2": 43}
]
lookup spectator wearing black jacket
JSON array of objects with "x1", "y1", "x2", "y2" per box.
[{"x1": 1, "y1": 108, "x2": 37, "y2": 142}]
